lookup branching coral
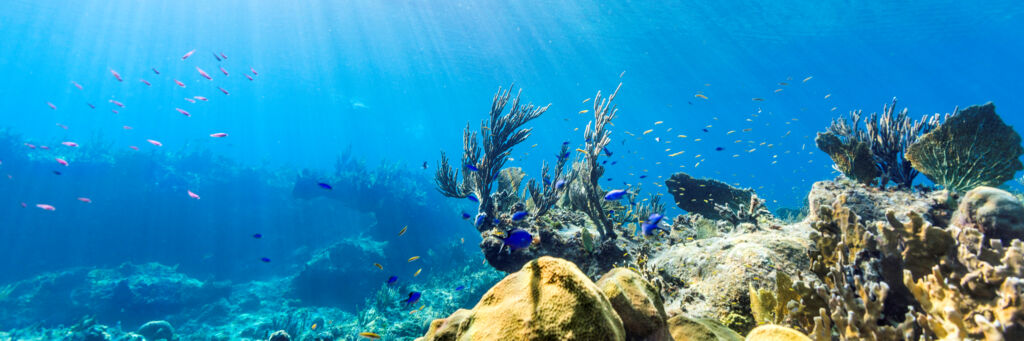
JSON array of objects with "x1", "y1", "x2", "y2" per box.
[
  {"x1": 906, "y1": 102, "x2": 1024, "y2": 192},
  {"x1": 434, "y1": 85, "x2": 550, "y2": 232},
  {"x1": 526, "y1": 143, "x2": 572, "y2": 218},
  {"x1": 713, "y1": 194, "x2": 774, "y2": 228},
  {"x1": 816, "y1": 99, "x2": 941, "y2": 188},
  {"x1": 567, "y1": 83, "x2": 622, "y2": 240}
]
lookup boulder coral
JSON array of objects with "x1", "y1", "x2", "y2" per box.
[
  {"x1": 953, "y1": 186, "x2": 1024, "y2": 243},
  {"x1": 596, "y1": 268, "x2": 672, "y2": 341},
  {"x1": 417, "y1": 256, "x2": 625, "y2": 341},
  {"x1": 667, "y1": 315, "x2": 743, "y2": 341}
]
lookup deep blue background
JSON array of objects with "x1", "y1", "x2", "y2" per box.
[{"x1": 1, "y1": 1, "x2": 1022, "y2": 285}]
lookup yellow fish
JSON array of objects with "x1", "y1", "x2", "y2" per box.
[
  {"x1": 359, "y1": 332, "x2": 381, "y2": 339},
  {"x1": 398, "y1": 225, "x2": 408, "y2": 236},
  {"x1": 311, "y1": 323, "x2": 318, "y2": 330},
  {"x1": 576, "y1": 148, "x2": 587, "y2": 153},
  {"x1": 802, "y1": 76, "x2": 813, "y2": 82},
  {"x1": 374, "y1": 263, "x2": 383, "y2": 270},
  {"x1": 726, "y1": 130, "x2": 735, "y2": 135},
  {"x1": 642, "y1": 129, "x2": 653, "y2": 135},
  {"x1": 694, "y1": 94, "x2": 708, "y2": 99},
  {"x1": 824, "y1": 93, "x2": 831, "y2": 99},
  {"x1": 669, "y1": 151, "x2": 684, "y2": 157},
  {"x1": 578, "y1": 110, "x2": 589, "y2": 114},
  {"x1": 654, "y1": 121, "x2": 663, "y2": 125},
  {"x1": 530, "y1": 144, "x2": 537, "y2": 148},
  {"x1": 414, "y1": 268, "x2": 422, "y2": 277},
  {"x1": 408, "y1": 256, "x2": 420, "y2": 262},
  {"x1": 582, "y1": 98, "x2": 591, "y2": 103}
]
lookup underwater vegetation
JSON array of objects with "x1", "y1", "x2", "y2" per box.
[{"x1": 817, "y1": 100, "x2": 1023, "y2": 193}]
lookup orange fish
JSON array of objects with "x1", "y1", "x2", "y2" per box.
[
  {"x1": 374, "y1": 263, "x2": 383, "y2": 270},
  {"x1": 182, "y1": 49, "x2": 196, "y2": 60},
  {"x1": 407, "y1": 256, "x2": 420, "y2": 262},
  {"x1": 188, "y1": 190, "x2": 200, "y2": 199},
  {"x1": 196, "y1": 67, "x2": 212, "y2": 80},
  {"x1": 694, "y1": 94, "x2": 708, "y2": 100}
]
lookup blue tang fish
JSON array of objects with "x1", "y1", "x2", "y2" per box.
[
  {"x1": 641, "y1": 213, "x2": 668, "y2": 236},
  {"x1": 403, "y1": 291, "x2": 422, "y2": 306},
  {"x1": 455, "y1": 285, "x2": 465, "y2": 291},
  {"x1": 555, "y1": 179, "x2": 566, "y2": 189},
  {"x1": 503, "y1": 229, "x2": 533, "y2": 252},
  {"x1": 387, "y1": 276, "x2": 398, "y2": 285},
  {"x1": 511, "y1": 211, "x2": 528, "y2": 221},
  {"x1": 260, "y1": 257, "x2": 271, "y2": 263},
  {"x1": 317, "y1": 182, "x2": 332, "y2": 190},
  {"x1": 467, "y1": 194, "x2": 479, "y2": 203},
  {"x1": 466, "y1": 164, "x2": 479, "y2": 171},
  {"x1": 604, "y1": 189, "x2": 628, "y2": 200},
  {"x1": 461, "y1": 212, "x2": 472, "y2": 220},
  {"x1": 252, "y1": 233, "x2": 262, "y2": 239}
]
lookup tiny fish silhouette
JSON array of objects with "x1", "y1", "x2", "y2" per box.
[
  {"x1": 196, "y1": 67, "x2": 212, "y2": 80},
  {"x1": 174, "y1": 79, "x2": 186, "y2": 88},
  {"x1": 147, "y1": 139, "x2": 163, "y2": 147},
  {"x1": 55, "y1": 158, "x2": 69, "y2": 167},
  {"x1": 220, "y1": 67, "x2": 228, "y2": 76},
  {"x1": 140, "y1": 79, "x2": 151, "y2": 86},
  {"x1": 176, "y1": 108, "x2": 191, "y2": 117},
  {"x1": 261, "y1": 257, "x2": 271, "y2": 263},
  {"x1": 194, "y1": 96, "x2": 208, "y2": 101},
  {"x1": 188, "y1": 190, "x2": 200, "y2": 199},
  {"x1": 210, "y1": 133, "x2": 228, "y2": 138},
  {"x1": 217, "y1": 87, "x2": 229, "y2": 95},
  {"x1": 77, "y1": 197, "x2": 92, "y2": 203},
  {"x1": 182, "y1": 49, "x2": 196, "y2": 60},
  {"x1": 61, "y1": 142, "x2": 78, "y2": 147},
  {"x1": 110, "y1": 69, "x2": 123, "y2": 82}
]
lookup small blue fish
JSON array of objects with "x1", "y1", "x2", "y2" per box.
[
  {"x1": 387, "y1": 276, "x2": 398, "y2": 285},
  {"x1": 503, "y1": 229, "x2": 533, "y2": 251},
  {"x1": 555, "y1": 179, "x2": 566, "y2": 189},
  {"x1": 260, "y1": 257, "x2": 271, "y2": 263},
  {"x1": 604, "y1": 189, "x2": 628, "y2": 200},
  {"x1": 641, "y1": 213, "x2": 668, "y2": 236},
  {"x1": 639, "y1": 175, "x2": 647, "y2": 179},
  {"x1": 715, "y1": 147, "x2": 724, "y2": 151},
  {"x1": 466, "y1": 164, "x2": 479, "y2": 171},
  {"x1": 602, "y1": 147, "x2": 613, "y2": 157},
  {"x1": 543, "y1": 178, "x2": 551, "y2": 186},
  {"x1": 53, "y1": 170, "x2": 62, "y2": 175},
  {"x1": 252, "y1": 233, "x2": 262, "y2": 239},
  {"x1": 403, "y1": 291, "x2": 422, "y2": 306},
  {"x1": 562, "y1": 141, "x2": 570, "y2": 145},
  {"x1": 607, "y1": 178, "x2": 613, "y2": 181},
  {"x1": 474, "y1": 214, "x2": 486, "y2": 227},
  {"x1": 493, "y1": 218, "x2": 501, "y2": 225},
  {"x1": 511, "y1": 211, "x2": 528, "y2": 221},
  {"x1": 467, "y1": 194, "x2": 479, "y2": 203},
  {"x1": 461, "y1": 212, "x2": 472, "y2": 220},
  {"x1": 317, "y1": 182, "x2": 332, "y2": 190},
  {"x1": 602, "y1": 160, "x2": 608, "y2": 165},
  {"x1": 562, "y1": 152, "x2": 571, "y2": 158},
  {"x1": 611, "y1": 161, "x2": 617, "y2": 165},
  {"x1": 455, "y1": 285, "x2": 465, "y2": 291}
]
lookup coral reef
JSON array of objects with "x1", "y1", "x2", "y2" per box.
[
  {"x1": 906, "y1": 102, "x2": 1023, "y2": 192},
  {"x1": 136, "y1": 320, "x2": 174, "y2": 341},
  {"x1": 665, "y1": 172, "x2": 756, "y2": 220},
  {"x1": 417, "y1": 257, "x2": 626, "y2": 341},
  {"x1": 744, "y1": 325, "x2": 811, "y2": 341},
  {"x1": 289, "y1": 233, "x2": 389, "y2": 310},
  {"x1": 434, "y1": 85, "x2": 550, "y2": 232},
  {"x1": 815, "y1": 99, "x2": 941, "y2": 188},
  {"x1": 526, "y1": 143, "x2": 573, "y2": 218}
]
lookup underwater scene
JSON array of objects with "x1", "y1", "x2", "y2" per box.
[{"x1": 2, "y1": 1, "x2": 1023, "y2": 340}]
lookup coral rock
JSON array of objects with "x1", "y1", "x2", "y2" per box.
[
  {"x1": 665, "y1": 172, "x2": 755, "y2": 220},
  {"x1": 596, "y1": 268, "x2": 672, "y2": 341},
  {"x1": 268, "y1": 330, "x2": 291, "y2": 341},
  {"x1": 953, "y1": 186, "x2": 1024, "y2": 243},
  {"x1": 136, "y1": 320, "x2": 174, "y2": 341},
  {"x1": 666, "y1": 315, "x2": 742, "y2": 341},
  {"x1": 417, "y1": 256, "x2": 625, "y2": 341},
  {"x1": 744, "y1": 325, "x2": 812, "y2": 341}
]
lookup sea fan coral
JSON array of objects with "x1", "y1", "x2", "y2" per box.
[{"x1": 906, "y1": 102, "x2": 1023, "y2": 192}]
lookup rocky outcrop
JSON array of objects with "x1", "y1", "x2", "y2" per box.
[
  {"x1": 666, "y1": 315, "x2": 742, "y2": 341},
  {"x1": 137, "y1": 320, "x2": 174, "y2": 341},
  {"x1": 597, "y1": 268, "x2": 671, "y2": 341},
  {"x1": 418, "y1": 256, "x2": 626, "y2": 340}
]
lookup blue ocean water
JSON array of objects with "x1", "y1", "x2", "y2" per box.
[{"x1": 1, "y1": 0, "x2": 1022, "y2": 339}]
